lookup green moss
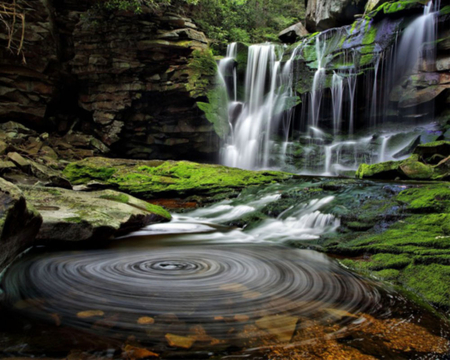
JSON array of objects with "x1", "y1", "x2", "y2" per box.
[
  {"x1": 63, "y1": 163, "x2": 117, "y2": 185},
  {"x1": 197, "y1": 85, "x2": 230, "y2": 139},
  {"x1": 99, "y1": 193, "x2": 130, "y2": 203},
  {"x1": 145, "y1": 203, "x2": 171, "y2": 219},
  {"x1": 186, "y1": 49, "x2": 230, "y2": 139},
  {"x1": 368, "y1": 0, "x2": 427, "y2": 18},
  {"x1": 372, "y1": 268, "x2": 401, "y2": 280},
  {"x1": 362, "y1": 21, "x2": 377, "y2": 46},
  {"x1": 64, "y1": 216, "x2": 83, "y2": 223},
  {"x1": 366, "y1": 253, "x2": 412, "y2": 270},
  {"x1": 186, "y1": 49, "x2": 217, "y2": 98},
  {"x1": 63, "y1": 158, "x2": 293, "y2": 200},
  {"x1": 356, "y1": 161, "x2": 401, "y2": 179},
  {"x1": 402, "y1": 264, "x2": 450, "y2": 307},
  {"x1": 396, "y1": 185, "x2": 450, "y2": 213},
  {"x1": 440, "y1": 5, "x2": 450, "y2": 15},
  {"x1": 399, "y1": 157, "x2": 434, "y2": 179}
]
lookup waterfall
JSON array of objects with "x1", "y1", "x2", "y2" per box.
[
  {"x1": 217, "y1": 1, "x2": 442, "y2": 175},
  {"x1": 221, "y1": 44, "x2": 285, "y2": 170}
]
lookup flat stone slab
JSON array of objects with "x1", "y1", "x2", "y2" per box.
[{"x1": 19, "y1": 186, "x2": 171, "y2": 243}]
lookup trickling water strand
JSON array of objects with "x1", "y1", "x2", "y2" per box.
[
  {"x1": 331, "y1": 72, "x2": 344, "y2": 136},
  {"x1": 369, "y1": 56, "x2": 381, "y2": 127},
  {"x1": 395, "y1": 0, "x2": 439, "y2": 80},
  {"x1": 379, "y1": 135, "x2": 389, "y2": 162},
  {"x1": 226, "y1": 42, "x2": 238, "y2": 101}
]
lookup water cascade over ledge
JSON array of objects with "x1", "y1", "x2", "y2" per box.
[{"x1": 218, "y1": 0, "x2": 444, "y2": 174}]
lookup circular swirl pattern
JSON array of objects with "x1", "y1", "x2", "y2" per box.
[{"x1": 2, "y1": 245, "x2": 383, "y2": 343}]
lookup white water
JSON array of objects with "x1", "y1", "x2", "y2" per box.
[
  {"x1": 217, "y1": 1, "x2": 441, "y2": 175},
  {"x1": 221, "y1": 44, "x2": 286, "y2": 169},
  {"x1": 125, "y1": 190, "x2": 339, "y2": 243}
]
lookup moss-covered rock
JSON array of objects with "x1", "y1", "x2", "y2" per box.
[
  {"x1": 327, "y1": 183, "x2": 450, "y2": 310},
  {"x1": 0, "y1": 178, "x2": 42, "y2": 272},
  {"x1": 356, "y1": 149, "x2": 450, "y2": 180},
  {"x1": 20, "y1": 185, "x2": 171, "y2": 243},
  {"x1": 186, "y1": 49, "x2": 230, "y2": 139},
  {"x1": 63, "y1": 157, "x2": 293, "y2": 201}
]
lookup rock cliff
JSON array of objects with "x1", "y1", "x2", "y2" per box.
[{"x1": 0, "y1": 0, "x2": 222, "y2": 161}]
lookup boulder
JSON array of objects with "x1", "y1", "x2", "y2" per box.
[
  {"x1": 305, "y1": 0, "x2": 368, "y2": 32},
  {"x1": 62, "y1": 157, "x2": 294, "y2": 201},
  {"x1": 414, "y1": 141, "x2": 450, "y2": 160},
  {"x1": 19, "y1": 186, "x2": 171, "y2": 243},
  {"x1": 0, "y1": 178, "x2": 42, "y2": 272},
  {"x1": 278, "y1": 22, "x2": 309, "y2": 43}
]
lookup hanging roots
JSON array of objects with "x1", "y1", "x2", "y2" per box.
[{"x1": 0, "y1": 0, "x2": 26, "y2": 63}]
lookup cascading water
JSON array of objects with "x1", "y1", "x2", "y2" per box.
[
  {"x1": 217, "y1": 1, "x2": 442, "y2": 175},
  {"x1": 221, "y1": 44, "x2": 287, "y2": 169}
]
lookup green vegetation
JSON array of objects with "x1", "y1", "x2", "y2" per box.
[
  {"x1": 192, "y1": 0, "x2": 306, "y2": 46},
  {"x1": 328, "y1": 184, "x2": 450, "y2": 309},
  {"x1": 185, "y1": 50, "x2": 230, "y2": 138},
  {"x1": 63, "y1": 157, "x2": 293, "y2": 200},
  {"x1": 94, "y1": 0, "x2": 197, "y2": 14},
  {"x1": 367, "y1": 0, "x2": 428, "y2": 18},
  {"x1": 85, "y1": 0, "x2": 305, "y2": 46}
]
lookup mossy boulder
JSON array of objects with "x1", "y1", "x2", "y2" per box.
[
  {"x1": 356, "y1": 149, "x2": 450, "y2": 180},
  {"x1": 0, "y1": 178, "x2": 42, "y2": 272},
  {"x1": 19, "y1": 186, "x2": 171, "y2": 243},
  {"x1": 63, "y1": 157, "x2": 293, "y2": 201},
  {"x1": 414, "y1": 141, "x2": 450, "y2": 159}
]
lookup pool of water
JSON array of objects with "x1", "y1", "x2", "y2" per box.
[{"x1": 0, "y1": 180, "x2": 449, "y2": 359}]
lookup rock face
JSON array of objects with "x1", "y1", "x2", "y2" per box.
[
  {"x1": 0, "y1": 0, "x2": 59, "y2": 127},
  {"x1": 305, "y1": 0, "x2": 368, "y2": 32},
  {"x1": 278, "y1": 22, "x2": 309, "y2": 43},
  {"x1": 285, "y1": 1, "x2": 450, "y2": 130},
  {"x1": 72, "y1": 10, "x2": 221, "y2": 159},
  {"x1": 19, "y1": 186, "x2": 171, "y2": 243},
  {"x1": 0, "y1": 1, "x2": 221, "y2": 161},
  {"x1": 0, "y1": 178, "x2": 42, "y2": 272}
]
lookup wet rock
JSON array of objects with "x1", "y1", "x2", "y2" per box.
[
  {"x1": 399, "y1": 159, "x2": 434, "y2": 180},
  {"x1": 7, "y1": 152, "x2": 31, "y2": 170},
  {"x1": 436, "y1": 55, "x2": 450, "y2": 71},
  {"x1": 278, "y1": 22, "x2": 309, "y2": 43},
  {"x1": 76, "y1": 310, "x2": 105, "y2": 318},
  {"x1": 0, "y1": 178, "x2": 42, "y2": 272},
  {"x1": 255, "y1": 315, "x2": 298, "y2": 342},
  {"x1": 62, "y1": 157, "x2": 293, "y2": 201},
  {"x1": 398, "y1": 85, "x2": 450, "y2": 108},
  {"x1": 414, "y1": 140, "x2": 450, "y2": 159},
  {"x1": 137, "y1": 316, "x2": 155, "y2": 325},
  {"x1": 165, "y1": 333, "x2": 196, "y2": 349},
  {"x1": 122, "y1": 345, "x2": 159, "y2": 359},
  {"x1": 306, "y1": 0, "x2": 368, "y2": 32},
  {"x1": 19, "y1": 186, "x2": 171, "y2": 243}
]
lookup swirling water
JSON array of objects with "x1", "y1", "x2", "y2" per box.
[{"x1": 0, "y1": 181, "x2": 449, "y2": 359}]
